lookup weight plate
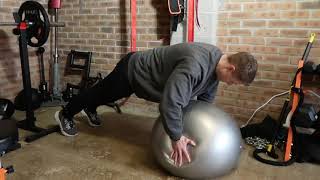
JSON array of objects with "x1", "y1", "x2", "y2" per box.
[{"x1": 18, "y1": 1, "x2": 50, "y2": 47}]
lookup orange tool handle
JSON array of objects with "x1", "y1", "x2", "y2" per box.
[
  {"x1": 0, "y1": 168, "x2": 7, "y2": 180},
  {"x1": 284, "y1": 33, "x2": 316, "y2": 161}
]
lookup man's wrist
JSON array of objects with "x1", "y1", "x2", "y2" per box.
[{"x1": 171, "y1": 135, "x2": 181, "y2": 142}]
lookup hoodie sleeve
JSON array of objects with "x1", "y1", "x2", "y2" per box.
[
  {"x1": 159, "y1": 59, "x2": 201, "y2": 141},
  {"x1": 197, "y1": 81, "x2": 219, "y2": 103}
]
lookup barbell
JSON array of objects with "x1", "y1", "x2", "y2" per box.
[
  {"x1": 0, "y1": 1, "x2": 65, "y2": 47},
  {"x1": 0, "y1": 22, "x2": 65, "y2": 27}
]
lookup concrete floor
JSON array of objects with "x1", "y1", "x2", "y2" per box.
[{"x1": 1, "y1": 106, "x2": 320, "y2": 180}]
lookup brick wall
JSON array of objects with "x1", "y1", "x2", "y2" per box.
[{"x1": 216, "y1": 0, "x2": 320, "y2": 124}]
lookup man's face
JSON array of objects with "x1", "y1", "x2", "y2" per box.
[
  {"x1": 217, "y1": 65, "x2": 242, "y2": 85},
  {"x1": 225, "y1": 74, "x2": 242, "y2": 85}
]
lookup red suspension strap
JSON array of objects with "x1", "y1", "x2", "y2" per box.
[
  {"x1": 187, "y1": 0, "x2": 194, "y2": 42},
  {"x1": 131, "y1": 0, "x2": 137, "y2": 52},
  {"x1": 119, "y1": 0, "x2": 137, "y2": 106}
]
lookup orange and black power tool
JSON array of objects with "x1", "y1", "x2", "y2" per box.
[{"x1": 0, "y1": 157, "x2": 14, "y2": 180}]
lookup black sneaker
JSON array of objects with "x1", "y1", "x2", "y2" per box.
[
  {"x1": 55, "y1": 110, "x2": 78, "y2": 136},
  {"x1": 81, "y1": 109, "x2": 102, "y2": 127}
]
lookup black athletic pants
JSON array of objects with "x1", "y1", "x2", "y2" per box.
[{"x1": 64, "y1": 52, "x2": 134, "y2": 117}]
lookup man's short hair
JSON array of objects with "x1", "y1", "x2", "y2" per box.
[{"x1": 227, "y1": 52, "x2": 258, "y2": 85}]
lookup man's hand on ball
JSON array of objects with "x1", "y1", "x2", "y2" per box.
[{"x1": 171, "y1": 135, "x2": 196, "y2": 167}]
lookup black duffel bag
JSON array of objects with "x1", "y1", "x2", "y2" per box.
[{"x1": 295, "y1": 131, "x2": 320, "y2": 163}]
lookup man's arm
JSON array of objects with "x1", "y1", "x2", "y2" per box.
[
  {"x1": 159, "y1": 59, "x2": 201, "y2": 166},
  {"x1": 159, "y1": 60, "x2": 201, "y2": 140},
  {"x1": 197, "y1": 82, "x2": 219, "y2": 103}
]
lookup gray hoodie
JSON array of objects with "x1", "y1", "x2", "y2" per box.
[{"x1": 128, "y1": 42, "x2": 222, "y2": 140}]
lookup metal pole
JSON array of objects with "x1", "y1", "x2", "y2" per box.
[
  {"x1": 52, "y1": 8, "x2": 61, "y2": 98},
  {"x1": 18, "y1": 23, "x2": 37, "y2": 127}
]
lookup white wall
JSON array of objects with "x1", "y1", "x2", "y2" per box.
[{"x1": 170, "y1": 0, "x2": 224, "y2": 45}]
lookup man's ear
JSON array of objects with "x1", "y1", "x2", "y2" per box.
[{"x1": 227, "y1": 64, "x2": 236, "y2": 72}]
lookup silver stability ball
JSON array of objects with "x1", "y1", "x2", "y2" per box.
[{"x1": 151, "y1": 100, "x2": 242, "y2": 179}]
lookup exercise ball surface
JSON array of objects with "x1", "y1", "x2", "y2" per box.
[{"x1": 151, "y1": 100, "x2": 242, "y2": 179}]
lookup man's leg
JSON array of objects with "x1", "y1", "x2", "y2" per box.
[
  {"x1": 79, "y1": 54, "x2": 134, "y2": 126},
  {"x1": 55, "y1": 53, "x2": 134, "y2": 136}
]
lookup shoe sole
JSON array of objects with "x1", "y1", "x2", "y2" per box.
[
  {"x1": 54, "y1": 111, "x2": 78, "y2": 137},
  {"x1": 81, "y1": 110, "x2": 101, "y2": 127}
]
